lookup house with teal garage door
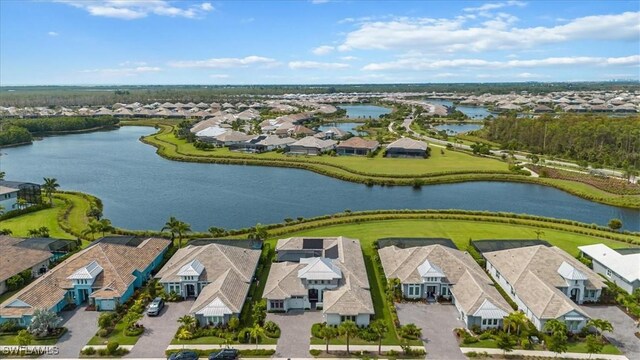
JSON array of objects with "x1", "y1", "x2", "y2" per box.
[{"x1": 0, "y1": 236, "x2": 170, "y2": 326}]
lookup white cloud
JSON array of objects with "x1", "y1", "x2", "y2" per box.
[
  {"x1": 338, "y1": 11, "x2": 640, "y2": 53},
  {"x1": 81, "y1": 66, "x2": 162, "y2": 76},
  {"x1": 340, "y1": 56, "x2": 358, "y2": 61},
  {"x1": 168, "y1": 56, "x2": 278, "y2": 68},
  {"x1": 362, "y1": 55, "x2": 640, "y2": 71},
  {"x1": 288, "y1": 61, "x2": 350, "y2": 70},
  {"x1": 48, "y1": 31, "x2": 59, "y2": 36},
  {"x1": 311, "y1": 0, "x2": 331, "y2": 4},
  {"x1": 55, "y1": 0, "x2": 213, "y2": 20},
  {"x1": 118, "y1": 61, "x2": 147, "y2": 66},
  {"x1": 209, "y1": 74, "x2": 230, "y2": 79},
  {"x1": 463, "y1": 1, "x2": 526, "y2": 13},
  {"x1": 312, "y1": 45, "x2": 335, "y2": 55}
]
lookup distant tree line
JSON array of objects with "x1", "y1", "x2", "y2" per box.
[
  {"x1": 0, "y1": 82, "x2": 637, "y2": 107},
  {"x1": 481, "y1": 114, "x2": 640, "y2": 169},
  {"x1": 0, "y1": 117, "x2": 118, "y2": 146}
]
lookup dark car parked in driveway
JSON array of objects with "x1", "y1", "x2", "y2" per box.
[
  {"x1": 209, "y1": 348, "x2": 238, "y2": 360},
  {"x1": 168, "y1": 351, "x2": 198, "y2": 360}
]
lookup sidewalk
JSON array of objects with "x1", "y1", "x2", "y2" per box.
[
  {"x1": 462, "y1": 347, "x2": 630, "y2": 360},
  {"x1": 309, "y1": 344, "x2": 424, "y2": 352},
  {"x1": 166, "y1": 344, "x2": 277, "y2": 350}
]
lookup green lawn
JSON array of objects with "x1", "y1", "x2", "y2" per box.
[
  {"x1": 463, "y1": 338, "x2": 621, "y2": 355},
  {"x1": 87, "y1": 321, "x2": 140, "y2": 346},
  {"x1": 0, "y1": 334, "x2": 58, "y2": 345}
]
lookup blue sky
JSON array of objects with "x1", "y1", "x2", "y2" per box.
[{"x1": 1, "y1": 0, "x2": 638, "y2": 85}]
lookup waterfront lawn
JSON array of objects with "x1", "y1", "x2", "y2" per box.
[
  {"x1": 1, "y1": 198, "x2": 72, "y2": 239},
  {"x1": 1, "y1": 192, "x2": 94, "y2": 241},
  {"x1": 150, "y1": 124, "x2": 510, "y2": 176}
]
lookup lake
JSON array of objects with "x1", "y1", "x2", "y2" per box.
[
  {"x1": 338, "y1": 104, "x2": 392, "y2": 119},
  {"x1": 426, "y1": 98, "x2": 493, "y2": 119},
  {"x1": 1, "y1": 127, "x2": 638, "y2": 231},
  {"x1": 433, "y1": 123, "x2": 483, "y2": 134}
]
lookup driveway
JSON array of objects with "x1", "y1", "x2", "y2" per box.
[
  {"x1": 267, "y1": 310, "x2": 323, "y2": 358},
  {"x1": 126, "y1": 300, "x2": 194, "y2": 358},
  {"x1": 396, "y1": 303, "x2": 466, "y2": 360},
  {"x1": 45, "y1": 306, "x2": 99, "y2": 358},
  {"x1": 582, "y1": 305, "x2": 640, "y2": 360}
]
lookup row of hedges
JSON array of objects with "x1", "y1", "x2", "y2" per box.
[
  {"x1": 165, "y1": 349, "x2": 275, "y2": 357},
  {"x1": 0, "y1": 203, "x2": 52, "y2": 221},
  {"x1": 55, "y1": 191, "x2": 102, "y2": 240}
]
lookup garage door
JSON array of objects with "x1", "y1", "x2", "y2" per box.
[
  {"x1": 288, "y1": 297, "x2": 305, "y2": 310},
  {"x1": 100, "y1": 299, "x2": 116, "y2": 311}
]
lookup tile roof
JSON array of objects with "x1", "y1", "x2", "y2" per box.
[
  {"x1": 0, "y1": 238, "x2": 52, "y2": 283},
  {"x1": 337, "y1": 137, "x2": 380, "y2": 150},
  {"x1": 0, "y1": 238, "x2": 170, "y2": 318},
  {"x1": 386, "y1": 137, "x2": 427, "y2": 151}
]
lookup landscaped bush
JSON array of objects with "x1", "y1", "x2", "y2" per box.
[
  {"x1": 311, "y1": 323, "x2": 324, "y2": 338},
  {"x1": 263, "y1": 320, "x2": 280, "y2": 338},
  {"x1": 479, "y1": 332, "x2": 494, "y2": 340},
  {"x1": 462, "y1": 334, "x2": 479, "y2": 344},
  {"x1": 106, "y1": 341, "x2": 120, "y2": 355},
  {"x1": 309, "y1": 349, "x2": 322, "y2": 356},
  {"x1": 237, "y1": 328, "x2": 251, "y2": 343},
  {"x1": 124, "y1": 326, "x2": 144, "y2": 337},
  {"x1": 0, "y1": 320, "x2": 23, "y2": 334},
  {"x1": 81, "y1": 347, "x2": 96, "y2": 355}
]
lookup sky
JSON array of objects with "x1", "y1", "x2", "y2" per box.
[{"x1": 0, "y1": 0, "x2": 639, "y2": 85}]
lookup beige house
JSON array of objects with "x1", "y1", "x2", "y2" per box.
[
  {"x1": 155, "y1": 242, "x2": 260, "y2": 326},
  {"x1": 378, "y1": 244, "x2": 511, "y2": 330},
  {"x1": 485, "y1": 245, "x2": 604, "y2": 332},
  {"x1": 0, "y1": 237, "x2": 51, "y2": 295},
  {"x1": 263, "y1": 237, "x2": 373, "y2": 326}
]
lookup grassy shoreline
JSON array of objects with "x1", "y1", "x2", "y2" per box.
[{"x1": 128, "y1": 122, "x2": 639, "y2": 209}]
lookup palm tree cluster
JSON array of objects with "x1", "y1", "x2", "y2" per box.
[{"x1": 162, "y1": 216, "x2": 191, "y2": 248}]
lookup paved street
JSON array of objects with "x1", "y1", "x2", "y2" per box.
[
  {"x1": 582, "y1": 305, "x2": 640, "y2": 360},
  {"x1": 396, "y1": 302, "x2": 466, "y2": 360},
  {"x1": 267, "y1": 310, "x2": 323, "y2": 358},
  {"x1": 126, "y1": 300, "x2": 193, "y2": 358},
  {"x1": 46, "y1": 306, "x2": 99, "y2": 359}
]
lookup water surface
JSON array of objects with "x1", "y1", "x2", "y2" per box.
[
  {"x1": 338, "y1": 104, "x2": 392, "y2": 119},
  {"x1": 1, "y1": 127, "x2": 637, "y2": 231}
]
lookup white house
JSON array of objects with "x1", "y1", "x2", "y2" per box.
[
  {"x1": 263, "y1": 237, "x2": 373, "y2": 326},
  {"x1": 0, "y1": 186, "x2": 19, "y2": 211},
  {"x1": 484, "y1": 245, "x2": 604, "y2": 332},
  {"x1": 378, "y1": 244, "x2": 512, "y2": 330},
  {"x1": 155, "y1": 242, "x2": 260, "y2": 326},
  {"x1": 579, "y1": 244, "x2": 640, "y2": 294}
]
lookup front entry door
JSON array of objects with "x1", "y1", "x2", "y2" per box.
[
  {"x1": 186, "y1": 284, "x2": 196, "y2": 298},
  {"x1": 309, "y1": 289, "x2": 319, "y2": 302}
]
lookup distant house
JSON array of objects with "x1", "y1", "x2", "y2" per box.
[
  {"x1": 287, "y1": 125, "x2": 316, "y2": 138},
  {"x1": 336, "y1": 137, "x2": 379, "y2": 156},
  {"x1": 0, "y1": 186, "x2": 19, "y2": 211},
  {"x1": 315, "y1": 127, "x2": 349, "y2": 140},
  {"x1": 210, "y1": 131, "x2": 254, "y2": 147},
  {"x1": 385, "y1": 138, "x2": 428, "y2": 158},
  {"x1": 484, "y1": 245, "x2": 604, "y2": 332},
  {"x1": 0, "y1": 237, "x2": 170, "y2": 325},
  {"x1": 0, "y1": 180, "x2": 42, "y2": 207},
  {"x1": 264, "y1": 237, "x2": 374, "y2": 326},
  {"x1": 288, "y1": 137, "x2": 337, "y2": 155},
  {"x1": 0, "y1": 235, "x2": 77, "y2": 262},
  {"x1": 155, "y1": 242, "x2": 260, "y2": 326},
  {"x1": 378, "y1": 244, "x2": 511, "y2": 330},
  {"x1": 230, "y1": 135, "x2": 296, "y2": 153},
  {"x1": 579, "y1": 244, "x2": 640, "y2": 294}
]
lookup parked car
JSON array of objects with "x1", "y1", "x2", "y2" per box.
[
  {"x1": 208, "y1": 348, "x2": 238, "y2": 360},
  {"x1": 147, "y1": 297, "x2": 164, "y2": 316},
  {"x1": 168, "y1": 351, "x2": 198, "y2": 360}
]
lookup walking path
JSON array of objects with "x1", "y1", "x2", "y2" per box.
[{"x1": 462, "y1": 347, "x2": 630, "y2": 360}]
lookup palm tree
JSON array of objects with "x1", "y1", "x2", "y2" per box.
[
  {"x1": 250, "y1": 323, "x2": 265, "y2": 349},
  {"x1": 504, "y1": 311, "x2": 528, "y2": 335},
  {"x1": 318, "y1": 323, "x2": 337, "y2": 353},
  {"x1": 42, "y1": 177, "x2": 60, "y2": 206},
  {"x1": 338, "y1": 320, "x2": 358, "y2": 354},
  {"x1": 370, "y1": 319, "x2": 388, "y2": 354},
  {"x1": 162, "y1": 217, "x2": 191, "y2": 248},
  {"x1": 543, "y1": 319, "x2": 567, "y2": 337},
  {"x1": 82, "y1": 221, "x2": 101, "y2": 240},
  {"x1": 587, "y1": 319, "x2": 613, "y2": 341},
  {"x1": 97, "y1": 219, "x2": 114, "y2": 237},
  {"x1": 177, "y1": 315, "x2": 196, "y2": 332}
]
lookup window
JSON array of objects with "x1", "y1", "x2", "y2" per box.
[
  {"x1": 606, "y1": 269, "x2": 612, "y2": 278},
  {"x1": 341, "y1": 315, "x2": 356, "y2": 322},
  {"x1": 407, "y1": 284, "x2": 421, "y2": 297},
  {"x1": 495, "y1": 271, "x2": 501, "y2": 280},
  {"x1": 270, "y1": 300, "x2": 284, "y2": 309}
]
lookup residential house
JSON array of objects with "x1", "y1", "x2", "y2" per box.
[
  {"x1": 578, "y1": 244, "x2": 640, "y2": 294},
  {"x1": 385, "y1": 138, "x2": 428, "y2": 158},
  {"x1": 287, "y1": 125, "x2": 316, "y2": 138},
  {"x1": 378, "y1": 243, "x2": 511, "y2": 330},
  {"x1": 264, "y1": 237, "x2": 374, "y2": 326},
  {"x1": 315, "y1": 127, "x2": 349, "y2": 140},
  {"x1": 0, "y1": 181, "x2": 42, "y2": 206},
  {"x1": 484, "y1": 245, "x2": 604, "y2": 332},
  {"x1": 0, "y1": 237, "x2": 170, "y2": 325},
  {"x1": 336, "y1": 137, "x2": 380, "y2": 156},
  {"x1": 0, "y1": 237, "x2": 52, "y2": 295},
  {"x1": 230, "y1": 135, "x2": 296, "y2": 153},
  {"x1": 288, "y1": 137, "x2": 337, "y2": 155},
  {"x1": 0, "y1": 235, "x2": 77, "y2": 262},
  {"x1": 210, "y1": 131, "x2": 254, "y2": 147},
  {"x1": 155, "y1": 242, "x2": 260, "y2": 326},
  {"x1": 0, "y1": 186, "x2": 19, "y2": 211}
]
